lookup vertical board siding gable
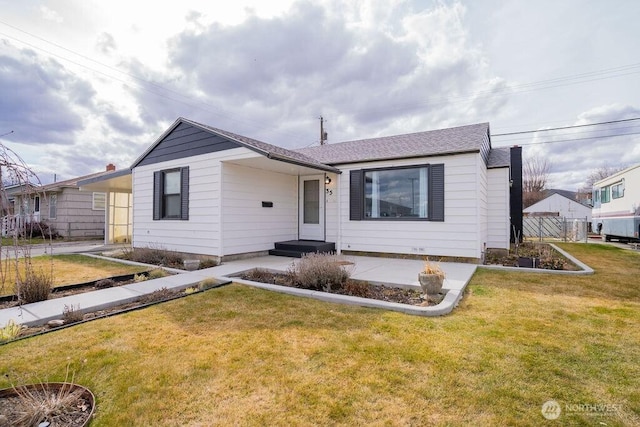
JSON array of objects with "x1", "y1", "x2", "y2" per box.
[
  {"x1": 349, "y1": 170, "x2": 363, "y2": 220},
  {"x1": 137, "y1": 123, "x2": 241, "y2": 167},
  {"x1": 429, "y1": 163, "x2": 445, "y2": 221}
]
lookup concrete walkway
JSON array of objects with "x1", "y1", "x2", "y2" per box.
[{"x1": 0, "y1": 254, "x2": 477, "y2": 328}]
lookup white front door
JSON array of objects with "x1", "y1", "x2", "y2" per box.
[{"x1": 299, "y1": 175, "x2": 325, "y2": 240}]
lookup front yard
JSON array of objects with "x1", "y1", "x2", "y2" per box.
[
  {"x1": 1, "y1": 243, "x2": 638, "y2": 425},
  {"x1": 0, "y1": 254, "x2": 148, "y2": 297}
]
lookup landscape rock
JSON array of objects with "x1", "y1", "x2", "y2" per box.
[{"x1": 47, "y1": 319, "x2": 65, "y2": 328}]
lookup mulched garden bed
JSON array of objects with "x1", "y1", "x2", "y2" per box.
[
  {"x1": 237, "y1": 268, "x2": 444, "y2": 306},
  {"x1": 484, "y1": 242, "x2": 579, "y2": 270},
  {"x1": 0, "y1": 271, "x2": 154, "y2": 310}
]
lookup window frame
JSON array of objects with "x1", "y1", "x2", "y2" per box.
[
  {"x1": 153, "y1": 167, "x2": 189, "y2": 221},
  {"x1": 92, "y1": 192, "x2": 106, "y2": 211},
  {"x1": 49, "y1": 194, "x2": 57, "y2": 219},
  {"x1": 350, "y1": 163, "x2": 444, "y2": 222},
  {"x1": 611, "y1": 180, "x2": 624, "y2": 199},
  {"x1": 600, "y1": 186, "x2": 611, "y2": 204}
]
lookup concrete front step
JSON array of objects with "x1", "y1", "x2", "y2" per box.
[{"x1": 268, "y1": 240, "x2": 336, "y2": 258}]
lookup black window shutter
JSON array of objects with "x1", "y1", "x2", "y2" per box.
[
  {"x1": 153, "y1": 171, "x2": 162, "y2": 220},
  {"x1": 429, "y1": 164, "x2": 445, "y2": 221},
  {"x1": 180, "y1": 167, "x2": 189, "y2": 220},
  {"x1": 349, "y1": 170, "x2": 363, "y2": 220}
]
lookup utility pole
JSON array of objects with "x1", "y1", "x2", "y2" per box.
[{"x1": 319, "y1": 116, "x2": 327, "y2": 145}]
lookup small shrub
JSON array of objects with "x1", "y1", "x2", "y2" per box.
[
  {"x1": 19, "y1": 221, "x2": 58, "y2": 239},
  {"x1": 120, "y1": 246, "x2": 183, "y2": 268},
  {"x1": 62, "y1": 304, "x2": 84, "y2": 324},
  {"x1": 198, "y1": 277, "x2": 218, "y2": 290},
  {"x1": 537, "y1": 246, "x2": 567, "y2": 270},
  {"x1": 199, "y1": 258, "x2": 218, "y2": 269},
  {"x1": 95, "y1": 278, "x2": 115, "y2": 289},
  {"x1": 1, "y1": 319, "x2": 22, "y2": 342},
  {"x1": 244, "y1": 268, "x2": 276, "y2": 283},
  {"x1": 184, "y1": 287, "x2": 198, "y2": 294},
  {"x1": 16, "y1": 270, "x2": 52, "y2": 303},
  {"x1": 137, "y1": 287, "x2": 177, "y2": 304},
  {"x1": 422, "y1": 258, "x2": 445, "y2": 279},
  {"x1": 147, "y1": 269, "x2": 167, "y2": 279},
  {"x1": 134, "y1": 274, "x2": 148, "y2": 283},
  {"x1": 290, "y1": 253, "x2": 351, "y2": 292}
]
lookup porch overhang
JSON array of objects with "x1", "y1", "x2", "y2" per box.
[
  {"x1": 78, "y1": 168, "x2": 132, "y2": 193},
  {"x1": 224, "y1": 155, "x2": 341, "y2": 176}
]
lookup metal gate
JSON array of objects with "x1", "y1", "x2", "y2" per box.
[{"x1": 523, "y1": 217, "x2": 589, "y2": 242}]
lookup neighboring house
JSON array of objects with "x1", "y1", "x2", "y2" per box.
[
  {"x1": 7, "y1": 166, "x2": 119, "y2": 239},
  {"x1": 80, "y1": 117, "x2": 522, "y2": 263},
  {"x1": 523, "y1": 190, "x2": 592, "y2": 221}
]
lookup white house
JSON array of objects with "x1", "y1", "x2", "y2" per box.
[
  {"x1": 524, "y1": 191, "x2": 592, "y2": 221},
  {"x1": 80, "y1": 117, "x2": 522, "y2": 263}
]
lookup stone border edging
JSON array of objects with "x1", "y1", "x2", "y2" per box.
[
  {"x1": 222, "y1": 275, "x2": 469, "y2": 317},
  {"x1": 479, "y1": 243, "x2": 594, "y2": 275}
]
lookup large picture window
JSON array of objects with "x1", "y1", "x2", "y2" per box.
[
  {"x1": 350, "y1": 164, "x2": 444, "y2": 221},
  {"x1": 153, "y1": 167, "x2": 189, "y2": 220},
  {"x1": 364, "y1": 167, "x2": 428, "y2": 218}
]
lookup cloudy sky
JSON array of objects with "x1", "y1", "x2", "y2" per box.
[{"x1": 1, "y1": 0, "x2": 639, "y2": 190}]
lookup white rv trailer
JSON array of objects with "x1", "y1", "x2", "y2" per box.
[{"x1": 592, "y1": 163, "x2": 640, "y2": 242}]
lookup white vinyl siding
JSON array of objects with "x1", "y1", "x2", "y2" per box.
[
  {"x1": 133, "y1": 150, "x2": 237, "y2": 255},
  {"x1": 221, "y1": 163, "x2": 297, "y2": 256},
  {"x1": 487, "y1": 168, "x2": 510, "y2": 249},
  {"x1": 339, "y1": 152, "x2": 484, "y2": 259}
]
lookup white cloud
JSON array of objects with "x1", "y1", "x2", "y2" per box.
[{"x1": 39, "y1": 6, "x2": 63, "y2": 23}]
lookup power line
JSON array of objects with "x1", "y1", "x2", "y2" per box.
[
  {"x1": 495, "y1": 130, "x2": 640, "y2": 146},
  {"x1": 491, "y1": 117, "x2": 640, "y2": 137}
]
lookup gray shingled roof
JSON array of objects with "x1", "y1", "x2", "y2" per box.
[
  {"x1": 487, "y1": 146, "x2": 511, "y2": 168},
  {"x1": 181, "y1": 118, "x2": 340, "y2": 173},
  {"x1": 295, "y1": 122, "x2": 490, "y2": 165}
]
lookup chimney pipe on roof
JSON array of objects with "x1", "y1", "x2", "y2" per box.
[{"x1": 106, "y1": 163, "x2": 116, "y2": 171}]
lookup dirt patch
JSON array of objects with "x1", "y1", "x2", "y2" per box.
[
  {"x1": 485, "y1": 242, "x2": 579, "y2": 270},
  {"x1": 237, "y1": 269, "x2": 444, "y2": 306}
]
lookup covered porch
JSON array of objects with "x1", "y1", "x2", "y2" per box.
[{"x1": 78, "y1": 169, "x2": 133, "y2": 244}]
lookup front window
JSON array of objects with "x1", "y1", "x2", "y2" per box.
[
  {"x1": 364, "y1": 166, "x2": 428, "y2": 219},
  {"x1": 162, "y1": 170, "x2": 182, "y2": 218},
  {"x1": 93, "y1": 192, "x2": 106, "y2": 210},
  {"x1": 612, "y1": 180, "x2": 624, "y2": 199},
  {"x1": 49, "y1": 194, "x2": 57, "y2": 219},
  {"x1": 601, "y1": 186, "x2": 610, "y2": 204}
]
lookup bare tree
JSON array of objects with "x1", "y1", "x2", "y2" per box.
[
  {"x1": 579, "y1": 165, "x2": 627, "y2": 195},
  {"x1": 0, "y1": 138, "x2": 53, "y2": 303},
  {"x1": 522, "y1": 155, "x2": 551, "y2": 208}
]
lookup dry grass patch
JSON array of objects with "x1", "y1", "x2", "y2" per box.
[
  {"x1": 0, "y1": 243, "x2": 638, "y2": 426},
  {"x1": 0, "y1": 254, "x2": 147, "y2": 297}
]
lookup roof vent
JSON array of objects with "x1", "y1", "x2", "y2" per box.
[{"x1": 106, "y1": 163, "x2": 116, "y2": 171}]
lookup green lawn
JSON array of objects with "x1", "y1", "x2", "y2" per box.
[{"x1": 1, "y1": 243, "x2": 639, "y2": 426}]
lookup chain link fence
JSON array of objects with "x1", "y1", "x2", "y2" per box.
[{"x1": 523, "y1": 217, "x2": 589, "y2": 242}]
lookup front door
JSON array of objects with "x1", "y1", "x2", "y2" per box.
[{"x1": 299, "y1": 175, "x2": 325, "y2": 240}]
